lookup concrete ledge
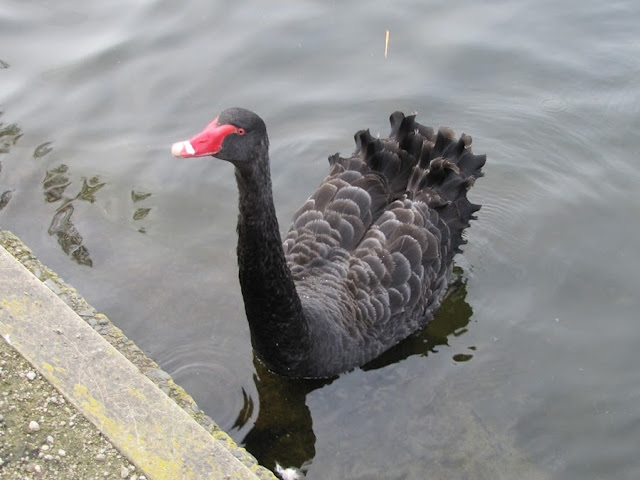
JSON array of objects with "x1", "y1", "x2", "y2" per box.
[{"x1": 0, "y1": 232, "x2": 276, "y2": 480}]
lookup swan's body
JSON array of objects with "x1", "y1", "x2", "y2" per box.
[{"x1": 172, "y1": 108, "x2": 485, "y2": 378}]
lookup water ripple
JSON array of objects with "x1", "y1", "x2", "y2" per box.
[{"x1": 160, "y1": 338, "x2": 250, "y2": 431}]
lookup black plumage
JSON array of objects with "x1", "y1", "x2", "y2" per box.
[{"x1": 172, "y1": 108, "x2": 486, "y2": 378}]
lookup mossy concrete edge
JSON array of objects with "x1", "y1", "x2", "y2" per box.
[{"x1": 0, "y1": 229, "x2": 276, "y2": 480}]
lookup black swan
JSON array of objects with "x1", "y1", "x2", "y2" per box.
[{"x1": 171, "y1": 108, "x2": 485, "y2": 378}]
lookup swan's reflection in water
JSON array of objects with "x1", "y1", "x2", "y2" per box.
[{"x1": 233, "y1": 273, "x2": 473, "y2": 473}]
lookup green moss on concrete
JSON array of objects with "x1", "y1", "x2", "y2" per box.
[{"x1": 0, "y1": 229, "x2": 277, "y2": 480}]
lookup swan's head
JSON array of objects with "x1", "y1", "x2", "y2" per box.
[{"x1": 171, "y1": 107, "x2": 268, "y2": 165}]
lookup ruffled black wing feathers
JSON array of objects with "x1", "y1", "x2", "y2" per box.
[{"x1": 282, "y1": 111, "x2": 485, "y2": 368}]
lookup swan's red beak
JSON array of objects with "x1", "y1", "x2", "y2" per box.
[{"x1": 171, "y1": 117, "x2": 239, "y2": 158}]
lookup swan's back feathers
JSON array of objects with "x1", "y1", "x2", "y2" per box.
[{"x1": 282, "y1": 111, "x2": 485, "y2": 374}]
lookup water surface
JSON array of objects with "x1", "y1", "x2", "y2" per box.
[{"x1": 2, "y1": 1, "x2": 639, "y2": 478}]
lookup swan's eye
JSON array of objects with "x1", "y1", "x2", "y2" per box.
[{"x1": 237, "y1": 128, "x2": 246, "y2": 136}]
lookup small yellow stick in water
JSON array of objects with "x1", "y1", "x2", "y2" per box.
[{"x1": 385, "y1": 29, "x2": 390, "y2": 58}]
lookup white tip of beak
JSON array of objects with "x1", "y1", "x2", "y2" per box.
[{"x1": 171, "y1": 140, "x2": 195, "y2": 158}]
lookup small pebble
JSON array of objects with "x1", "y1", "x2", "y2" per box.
[
  {"x1": 44, "y1": 454, "x2": 54, "y2": 461},
  {"x1": 58, "y1": 449, "x2": 66, "y2": 457},
  {"x1": 41, "y1": 444, "x2": 50, "y2": 451},
  {"x1": 47, "y1": 435, "x2": 54, "y2": 444},
  {"x1": 96, "y1": 453, "x2": 106, "y2": 461},
  {"x1": 35, "y1": 464, "x2": 42, "y2": 473},
  {"x1": 26, "y1": 371, "x2": 36, "y2": 380},
  {"x1": 28, "y1": 420, "x2": 40, "y2": 431},
  {"x1": 120, "y1": 465, "x2": 130, "y2": 478}
]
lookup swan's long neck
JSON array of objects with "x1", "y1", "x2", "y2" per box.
[{"x1": 233, "y1": 144, "x2": 308, "y2": 373}]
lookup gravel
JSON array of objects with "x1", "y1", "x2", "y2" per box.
[{"x1": 0, "y1": 339, "x2": 143, "y2": 480}]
